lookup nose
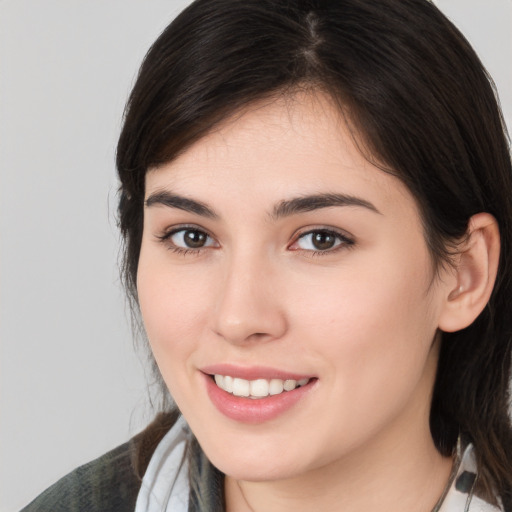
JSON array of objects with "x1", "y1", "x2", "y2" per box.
[{"x1": 211, "y1": 253, "x2": 288, "y2": 345}]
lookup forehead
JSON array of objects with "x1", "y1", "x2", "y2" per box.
[{"x1": 145, "y1": 92, "x2": 415, "y2": 218}]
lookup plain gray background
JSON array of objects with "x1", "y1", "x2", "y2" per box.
[{"x1": 1, "y1": 1, "x2": 511, "y2": 511}]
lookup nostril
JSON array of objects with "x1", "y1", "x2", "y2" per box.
[{"x1": 250, "y1": 332, "x2": 269, "y2": 339}]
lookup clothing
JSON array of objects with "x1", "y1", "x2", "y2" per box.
[
  {"x1": 20, "y1": 413, "x2": 504, "y2": 512},
  {"x1": 20, "y1": 413, "x2": 223, "y2": 512},
  {"x1": 20, "y1": 438, "x2": 141, "y2": 512},
  {"x1": 134, "y1": 416, "x2": 189, "y2": 512},
  {"x1": 437, "y1": 443, "x2": 502, "y2": 512},
  {"x1": 19, "y1": 413, "x2": 174, "y2": 512}
]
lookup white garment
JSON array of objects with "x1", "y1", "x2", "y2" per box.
[
  {"x1": 439, "y1": 443, "x2": 502, "y2": 512},
  {"x1": 134, "y1": 415, "x2": 190, "y2": 512}
]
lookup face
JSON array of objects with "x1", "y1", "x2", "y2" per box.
[{"x1": 137, "y1": 93, "x2": 451, "y2": 482}]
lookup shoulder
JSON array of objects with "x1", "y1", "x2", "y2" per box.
[
  {"x1": 20, "y1": 440, "x2": 139, "y2": 512},
  {"x1": 20, "y1": 411, "x2": 179, "y2": 512}
]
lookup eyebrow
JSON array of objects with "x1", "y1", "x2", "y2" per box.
[
  {"x1": 145, "y1": 190, "x2": 380, "y2": 219},
  {"x1": 272, "y1": 193, "x2": 381, "y2": 219},
  {"x1": 145, "y1": 191, "x2": 218, "y2": 219}
]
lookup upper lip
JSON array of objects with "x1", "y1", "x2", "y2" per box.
[{"x1": 200, "y1": 363, "x2": 315, "y2": 381}]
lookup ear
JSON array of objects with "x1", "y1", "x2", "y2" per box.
[{"x1": 438, "y1": 213, "x2": 500, "y2": 333}]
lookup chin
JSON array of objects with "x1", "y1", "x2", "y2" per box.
[
  {"x1": 211, "y1": 456, "x2": 300, "y2": 482},
  {"x1": 197, "y1": 433, "x2": 312, "y2": 482}
]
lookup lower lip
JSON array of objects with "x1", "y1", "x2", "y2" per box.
[{"x1": 203, "y1": 374, "x2": 316, "y2": 424}]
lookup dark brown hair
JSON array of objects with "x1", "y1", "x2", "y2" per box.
[{"x1": 117, "y1": 0, "x2": 512, "y2": 505}]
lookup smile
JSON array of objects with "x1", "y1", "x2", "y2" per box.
[{"x1": 214, "y1": 374, "x2": 310, "y2": 399}]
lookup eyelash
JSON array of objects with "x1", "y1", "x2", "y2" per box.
[
  {"x1": 289, "y1": 228, "x2": 355, "y2": 257},
  {"x1": 156, "y1": 225, "x2": 218, "y2": 256},
  {"x1": 156, "y1": 226, "x2": 355, "y2": 257}
]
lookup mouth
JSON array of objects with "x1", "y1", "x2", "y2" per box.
[
  {"x1": 201, "y1": 366, "x2": 317, "y2": 423},
  {"x1": 212, "y1": 374, "x2": 311, "y2": 399}
]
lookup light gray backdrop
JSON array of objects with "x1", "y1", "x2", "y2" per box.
[{"x1": 1, "y1": 1, "x2": 511, "y2": 511}]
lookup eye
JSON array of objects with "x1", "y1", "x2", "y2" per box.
[
  {"x1": 289, "y1": 229, "x2": 354, "y2": 253},
  {"x1": 158, "y1": 227, "x2": 218, "y2": 252}
]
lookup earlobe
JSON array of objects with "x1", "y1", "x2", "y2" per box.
[{"x1": 438, "y1": 213, "x2": 500, "y2": 333}]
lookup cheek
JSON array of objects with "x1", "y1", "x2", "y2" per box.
[
  {"x1": 297, "y1": 246, "x2": 439, "y2": 412},
  {"x1": 137, "y1": 264, "x2": 214, "y2": 415},
  {"x1": 136, "y1": 253, "x2": 212, "y2": 371},
  {"x1": 297, "y1": 241, "x2": 435, "y2": 340}
]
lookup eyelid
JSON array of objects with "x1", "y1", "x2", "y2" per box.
[
  {"x1": 155, "y1": 224, "x2": 220, "y2": 252},
  {"x1": 156, "y1": 223, "x2": 213, "y2": 239},
  {"x1": 288, "y1": 226, "x2": 355, "y2": 253}
]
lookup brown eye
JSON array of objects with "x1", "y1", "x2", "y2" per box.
[
  {"x1": 183, "y1": 230, "x2": 207, "y2": 248},
  {"x1": 311, "y1": 231, "x2": 336, "y2": 250},
  {"x1": 169, "y1": 228, "x2": 215, "y2": 249},
  {"x1": 292, "y1": 229, "x2": 353, "y2": 253}
]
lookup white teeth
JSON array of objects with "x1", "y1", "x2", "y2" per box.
[
  {"x1": 213, "y1": 375, "x2": 310, "y2": 398},
  {"x1": 232, "y1": 378, "x2": 250, "y2": 397},
  {"x1": 283, "y1": 379, "x2": 297, "y2": 391},
  {"x1": 269, "y1": 378, "x2": 284, "y2": 395},
  {"x1": 250, "y1": 379, "x2": 270, "y2": 397},
  {"x1": 223, "y1": 375, "x2": 234, "y2": 393}
]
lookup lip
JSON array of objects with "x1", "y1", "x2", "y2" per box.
[
  {"x1": 200, "y1": 363, "x2": 313, "y2": 381},
  {"x1": 201, "y1": 366, "x2": 317, "y2": 424}
]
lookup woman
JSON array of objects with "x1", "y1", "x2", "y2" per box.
[{"x1": 22, "y1": 0, "x2": 512, "y2": 511}]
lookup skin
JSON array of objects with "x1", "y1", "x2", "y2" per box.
[{"x1": 137, "y1": 92, "x2": 458, "y2": 512}]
